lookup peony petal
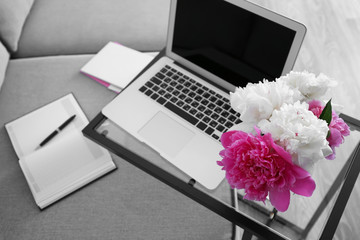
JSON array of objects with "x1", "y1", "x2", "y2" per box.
[
  {"x1": 271, "y1": 140, "x2": 292, "y2": 163},
  {"x1": 291, "y1": 176, "x2": 316, "y2": 197},
  {"x1": 220, "y1": 131, "x2": 236, "y2": 148},
  {"x1": 269, "y1": 188, "x2": 290, "y2": 212},
  {"x1": 291, "y1": 165, "x2": 311, "y2": 179}
]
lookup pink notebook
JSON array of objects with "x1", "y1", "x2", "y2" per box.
[{"x1": 81, "y1": 42, "x2": 154, "y2": 93}]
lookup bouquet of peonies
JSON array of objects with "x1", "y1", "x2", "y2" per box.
[{"x1": 217, "y1": 71, "x2": 350, "y2": 212}]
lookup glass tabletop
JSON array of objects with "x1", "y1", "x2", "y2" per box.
[{"x1": 83, "y1": 112, "x2": 360, "y2": 240}]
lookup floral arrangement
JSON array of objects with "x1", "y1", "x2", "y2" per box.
[{"x1": 217, "y1": 71, "x2": 350, "y2": 212}]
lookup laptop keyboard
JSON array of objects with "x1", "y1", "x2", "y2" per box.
[{"x1": 138, "y1": 65, "x2": 241, "y2": 141}]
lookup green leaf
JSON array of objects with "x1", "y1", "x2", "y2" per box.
[{"x1": 319, "y1": 99, "x2": 332, "y2": 126}]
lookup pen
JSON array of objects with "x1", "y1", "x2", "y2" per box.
[{"x1": 35, "y1": 114, "x2": 76, "y2": 150}]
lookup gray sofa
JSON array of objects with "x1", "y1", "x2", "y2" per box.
[{"x1": 0, "y1": 0, "x2": 232, "y2": 239}]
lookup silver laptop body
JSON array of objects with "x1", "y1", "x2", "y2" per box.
[{"x1": 102, "y1": 0, "x2": 306, "y2": 190}]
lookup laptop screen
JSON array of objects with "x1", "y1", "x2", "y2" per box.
[{"x1": 172, "y1": 0, "x2": 296, "y2": 87}]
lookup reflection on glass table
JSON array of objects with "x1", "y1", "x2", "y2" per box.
[{"x1": 83, "y1": 113, "x2": 360, "y2": 240}]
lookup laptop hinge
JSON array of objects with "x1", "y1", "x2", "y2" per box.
[{"x1": 173, "y1": 61, "x2": 230, "y2": 94}]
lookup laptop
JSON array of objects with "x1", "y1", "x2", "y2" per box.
[{"x1": 102, "y1": 0, "x2": 306, "y2": 190}]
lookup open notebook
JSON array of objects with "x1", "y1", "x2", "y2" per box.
[{"x1": 5, "y1": 93, "x2": 116, "y2": 209}]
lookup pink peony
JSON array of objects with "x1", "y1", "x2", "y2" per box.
[
  {"x1": 218, "y1": 128, "x2": 316, "y2": 212},
  {"x1": 308, "y1": 100, "x2": 350, "y2": 159}
]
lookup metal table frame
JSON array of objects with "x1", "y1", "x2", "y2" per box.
[{"x1": 82, "y1": 51, "x2": 360, "y2": 240}]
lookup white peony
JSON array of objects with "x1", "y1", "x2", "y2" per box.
[
  {"x1": 230, "y1": 80, "x2": 302, "y2": 123},
  {"x1": 278, "y1": 71, "x2": 337, "y2": 101},
  {"x1": 258, "y1": 101, "x2": 331, "y2": 172}
]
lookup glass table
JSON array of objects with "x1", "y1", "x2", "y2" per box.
[{"x1": 83, "y1": 111, "x2": 360, "y2": 240}]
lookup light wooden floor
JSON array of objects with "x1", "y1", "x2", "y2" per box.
[{"x1": 243, "y1": 0, "x2": 360, "y2": 239}]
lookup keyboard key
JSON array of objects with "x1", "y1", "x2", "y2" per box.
[
  {"x1": 189, "y1": 108, "x2": 197, "y2": 115},
  {"x1": 145, "y1": 81, "x2": 154, "y2": 88},
  {"x1": 218, "y1": 117, "x2": 226, "y2": 124},
  {"x1": 225, "y1": 121, "x2": 233, "y2": 128},
  {"x1": 183, "y1": 104, "x2": 191, "y2": 111},
  {"x1": 205, "y1": 127, "x2": 215, "y2": 135},
  {"x1": 151, "y1": 77, "x2": 161, "y2": 85},
  {"x1": 196, "y1": 122, "x2": 207, "y2": 131},
  {"x1": 230, "y1": 108, "x2": 237, "y2": 114},
  {"x1": 229, "y1": 115, "x2": 236, "y2": 122},
  {"x1": 216, "y1": 125, "x2": 225, "y2": 132},
  {"x1": 157, "y1": 97, "x2": 166, "y2": 105},
  {"x1": 152, "y1": 85, "x2": 160, "y2": 92},
  {"x1": 160, "y1": 68, "x2": 167, "y2": 73},
  {"x1": 209, "y1": 96, "x2": 217, "y2": 102},
  {"x1": 201, "y1": 99, "x2": 209, "y2": 105},
  {"x1": 164, "y1": 77, "x2": 171, "y2": 83},
  {"x1": 165, "y1": 102, "x2": 199, "y2": 125},
  {"x1": 170, "y1": 81, "x2": 177, "y2": 86},
  {"x1": 176, "y1": 85, "x2": 184, "y2": 90},
  {"x1": 196, "y1": 89, "x2": 204, "y2": 95},
  {"x1": 212, "y1": 134, "x2": 220, "y2": 140},
  {"x1": 208, "y1": 103, "x2": 216, "y2": 109},
  {"x1": 223, "y1": 97, "x2": 230, "y2": 103},
  {"x1": 185, "y1": 98, "x2": 192, "y2": 104},
  {"x1": 204, "y1": 110, "x2": 212, "y2": 116},
  {"x1": 214, "y1": 107, "x2": 222, "y2": 113},
  {"x1": 166, "y1": 71, "x2": 174, "y2": 77},
  {"x1": 170, "y1": 97, "x2": 178, "y2": 103},
  {"x1": 139, "y1": 86, "x2": 147, "y2": 92},
  {"x1": 160, "y1": 83, "x2": 168, "y2": 89},
  {"x1": 156, "y1": 72, "x2": 166, "y2": 79},
  {"x1": 196, "y1": 112, "x2": 204, "y2": 119},
  {"x1": 151, "y1": 93, "x2": 159, "y2": 100},
  {"x1": 190, "y1": 85, "x2": 198, "y2": 91},
  {"x1": 221, "y1": 111, "x2": 230, "y2": 118},
  {"x1": 211, "y1": 113, "x2": 219, "y2": 120},
  {"x1": 164, "y1": 93, "x2": 172, "y2": 99},
  {"x1": 194, "y1": 96, "x2": 202, "y2": 102},
  {"x1": 179, "y1": 94, "x2": 186, "y2": 100},
  {"x1": 203, "y1": 116, "x2": 211, "y2": 123},
  {"x1": 145, "y1": 89, "x2": 153, "y2": 96},
  {"x1": 158, "y1": 89, "x2": 166, "y2": 95},
  {"x1": 198, "y1": 105, "x2": 206, "y2": 112},
  {"x1": 216, "y1": 100, "x2": 224, "y2": 106},
  {"x1": 223, "y1": 104, "x2": 231, "y2": 110},
  {"x1": 203, "y1": 92, "x2": 210, "y2": 99},
  {"x1": 191, "y1": 102, "x2": 199, "y2": 108},
  {"x1": 173, "y1": 90, "x2": 180, "y2": 96},
  {"x1": 182, "y1": 89, "x2": 190, "y2": 94},
  {"x1": 209, "y1": 121, "x2": 217, "y2": 128},
  {"x1": 176, "y1": 100, "x2": 185, "y2": 107}
]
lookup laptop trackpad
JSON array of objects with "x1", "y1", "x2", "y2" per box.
[{"x1": 138, "y1": 111, "x2": 195, "y2": 157}]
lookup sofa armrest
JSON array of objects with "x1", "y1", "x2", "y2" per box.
[{"x1": 0, "y1": 41, "x2": 10, "y2": 91}]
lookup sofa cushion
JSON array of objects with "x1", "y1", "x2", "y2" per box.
[
  {"x1": 0, "y1": 0, "x2": 34, "y2": 53},
  {"x1": 0, "y1": 41, "x2": 10, "y2": 90},
  {"x1": 14, "y1": 0, "x2": 170, "y2": 58},
  {"x1": 0, "y1": 55, "x2": 232, "y2": 239}
]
